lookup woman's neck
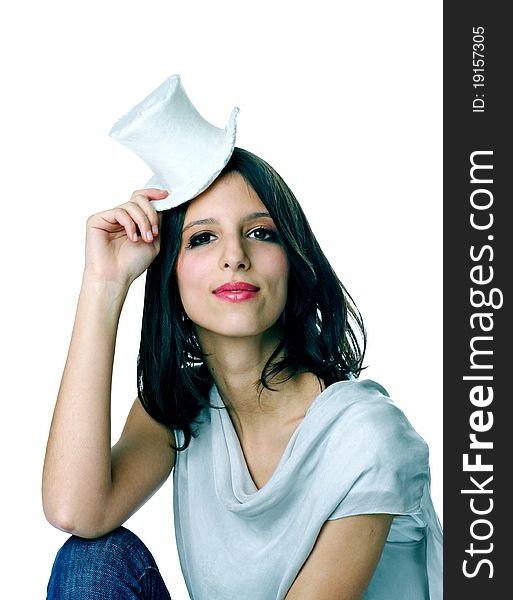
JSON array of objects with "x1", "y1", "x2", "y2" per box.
[
  {"x1": 200, "y1": 326, "x2": 283, "y2": 409},
  {"x1": 196, "y1": 326, "x2": 323, "y2": 437}
]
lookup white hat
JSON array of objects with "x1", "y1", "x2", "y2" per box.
[{"x1": 109, "y1": 74, "x2": 239, "y2": 211}]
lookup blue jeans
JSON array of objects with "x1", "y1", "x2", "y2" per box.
[{"x1": 47, "y1": 526, "x2": 172, "y2": 599}]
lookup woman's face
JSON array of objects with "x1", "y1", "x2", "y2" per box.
[{"x1": 176, "y1": 172, "x2": 290, "y2": 343}]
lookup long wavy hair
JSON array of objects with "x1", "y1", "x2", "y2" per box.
[{"x1": 137, "y1": 147, "x2": 366, "y2": 451}]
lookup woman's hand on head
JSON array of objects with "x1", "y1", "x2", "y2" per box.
[{"x1": 83, "y1": 189, "x2": 168, "y2": 288}]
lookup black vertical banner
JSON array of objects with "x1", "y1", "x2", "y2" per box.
[{"x1": 444, "y1": 3, "x2": 509, "y2": 597}]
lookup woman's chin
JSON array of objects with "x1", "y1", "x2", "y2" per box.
[{"x1": 194, "y1": 318, "x2": 283, "y2": 343}]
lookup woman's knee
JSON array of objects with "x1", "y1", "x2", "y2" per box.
[
  {"x1": 47, "y1": 526, "x2": 167, "y2": 599},
  {"x1": 52, "y1": 527, "x2": 152, "y2": 566}
]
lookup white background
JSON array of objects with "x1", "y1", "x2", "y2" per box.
[{"x1": 0, "y1": 1, "x2": 442, "y2": 598}]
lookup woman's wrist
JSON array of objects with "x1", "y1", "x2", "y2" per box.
[{"x1": 80, "y1": 271, "x2": 131, "y2": 312}]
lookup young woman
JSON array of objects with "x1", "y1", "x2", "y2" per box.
[{"x1": 43, "y1": 148, "x2": 443, "y2": 599}]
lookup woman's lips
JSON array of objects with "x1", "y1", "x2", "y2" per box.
[{"x1": 213, "y1": 281, "x2": 260, "y2": 303}]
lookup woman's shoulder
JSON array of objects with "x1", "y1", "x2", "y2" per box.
[
  {"x1": 316, "y1": 377, "x2": 407, "y2": 425},
  {"x1": 316, "y1": 378, "x2": 429, "y2": 464},
  {"x1": 311, "y1": 378, "x2": 431, "y2": 518}
]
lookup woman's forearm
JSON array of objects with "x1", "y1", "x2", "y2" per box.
[{"x1": 42, "y1": 274, "x2": 129, "y2": 534}]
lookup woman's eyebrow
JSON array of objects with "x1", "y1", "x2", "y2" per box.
[
  {"x1": 242, "y1": 211, "x2": 272, "y2": 222},
  {"x1": 182, "y1": 212, "x2": 272, "y2": 232},
  {"x1": 182, "y1": 218, "x2": 218, "y2": 232}
]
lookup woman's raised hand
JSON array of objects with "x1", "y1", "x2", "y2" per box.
[{"x1": 83, "y1": 189, "x2": 168, "y2": 288}]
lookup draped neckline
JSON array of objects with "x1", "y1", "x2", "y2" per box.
[{"x1": 208, "y1": 379, "x2": 356, "y2": 513}]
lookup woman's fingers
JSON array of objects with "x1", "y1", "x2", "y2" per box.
[
  {"x1": 83, "y1": 189, "x2": 168, "y2": 286},
  {"x1": 122, "y1": 202, "x2": 155, "y2": 242},
  {"x1": 122, "y1": 188, "x2": 168, "y2": 242},
  {"x1": 86, "y1": 188, "x2": 168, "y2": 243}
]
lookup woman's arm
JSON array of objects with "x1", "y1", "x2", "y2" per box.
[
  {"x1": 285, "y1": 514, "x2": 393, "y2": 600},
  {"x1": 42, "y1": 189, "x2": 174, "y2": 539}
]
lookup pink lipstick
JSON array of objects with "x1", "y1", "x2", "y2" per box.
[{"x1": 213, "y1": 281, "x2": 260, "y2": 303}]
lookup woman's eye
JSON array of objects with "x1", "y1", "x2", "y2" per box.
[
  {"x1": 248, "y1": 227, "x2": 277, "y2": 241},
  {"x1": 187, "y1": 232, "x2": 215, "y2": 248}
]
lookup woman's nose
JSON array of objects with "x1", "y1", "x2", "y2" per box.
[{"x1": 220, "y1": 236, "x2": 250, "y2": 271}]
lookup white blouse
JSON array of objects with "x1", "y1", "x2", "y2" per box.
[{"x1": 172, "y1": 378, "x2": 443, "y2": 599}]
